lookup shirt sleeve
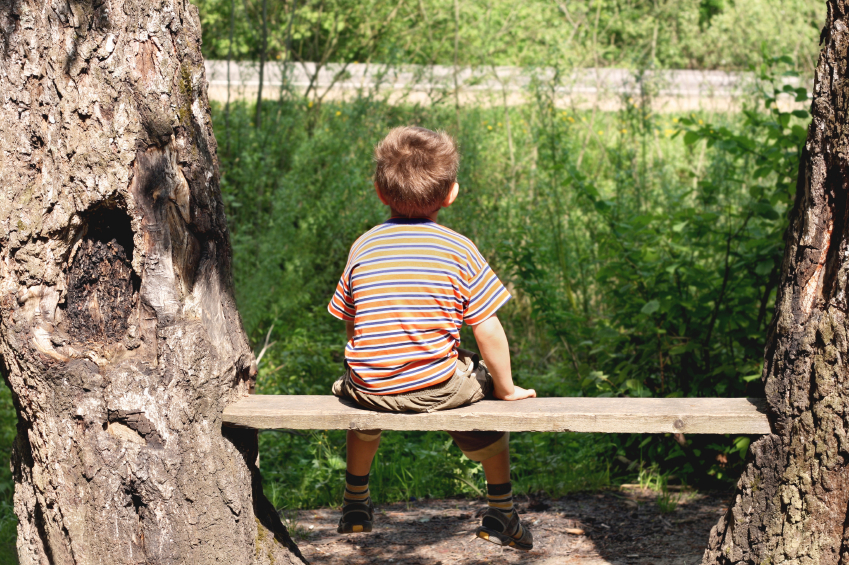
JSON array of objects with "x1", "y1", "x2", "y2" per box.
[
  {"x1": 328, "y1": 272, "x2": 356, "y2": 321},
  {"x1": 463, "y1": 249, "x2": 511, "y2": 326},
  {"x1": 328, "y1": 246, "x2": 357, "y2": 322}
]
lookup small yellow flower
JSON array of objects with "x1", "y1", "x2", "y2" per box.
[
  {"x1": 308, "y1": 101, "x2": 313, "y2": 108},
  {"x1": 620, "y1": 128, "x2": 627, "y2": 134},
  {"x1": 336, "y1": 111, "x2": 342, "y2": 117},
  {"x1": 568, "y1": 117, "x2": 575, "y2": 123},
  {"x1": 497, "y1": 122, "x2": 502, "y2": 127},
  {"x1": 698, "y1": 119, "x2": 704, "y2": 125},
  {"x1": 598, "y1": 130, "x2": 604, "y2": 135},
  {"x1": 710, "y1": 130, "x2": 714, "y2": 134},
  {"x1": 487, "y1": 125, "x2": 493, "y2": 130},
  {"x1": 664, "y1": 129, "x2": 675, "y2": 136},
  {"x1": 673, "y1": 117, "x2": 679, "y2": 123}
]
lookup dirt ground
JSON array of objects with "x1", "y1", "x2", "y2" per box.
[{"x1": 287, "y1": 487, "x2": 730, "y2": 565}]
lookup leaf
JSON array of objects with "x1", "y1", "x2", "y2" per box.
[
  {"x1": 753, "y1": 166, "x2": 771, "y2": 179},
  {"x1": 668, "y1": 342, "x2": 692, "y2": 356},
  {"x1": 641, "y1": 300, "x2": 660, "y2": 314},
  {"x1": 624, "y1": 379, "x2": 642, "y2": 391},
  {"x1": 791, "y1": 109, "x2": 809, "y2": 118},
  {"x1": 753, "y1": 202, "x2": 779, "y2": 220},
  {"x1": 736, "y1": 437, "x2": 751, "y2": 457},
  {"x1": 755, "y1": 260, "x2": 773, "y2": 276},
  {"x1": 594, "y1": 199, "x2": 611, "y2": 212},
  {"x1": 683, "y1": 131, "x2": 700, "y2": 145},
  {"x1": 742, "y1": 373, "x2": 762, "y2": 382}
]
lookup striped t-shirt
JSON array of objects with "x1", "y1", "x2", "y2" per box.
[{"x1": 328, "y1": 217, "x2": 511, "y2": 395}]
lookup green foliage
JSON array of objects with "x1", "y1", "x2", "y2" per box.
[
  {"x1": 0, "y1": 54, "x2": 809, "y2": 544},
  {"x1": 208, "y1": 54, "x2": 809, "y2": 508},
  {"x1": 0, "y1": 386, "x2": 17, "y2": 564},
  {"x1": 511, "y1": 58, "x2": 807, "y2": 403},
  {"x1": 195, "y1": 0, "x2": 824, "y2": 74}
]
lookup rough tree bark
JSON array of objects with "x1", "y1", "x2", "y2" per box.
[
  {"x1": 0, "y1": 0, "x2": 305, "y2": 562},
  {"x1": 703, "y1": 2, "x2": 849, "y2": 564}
]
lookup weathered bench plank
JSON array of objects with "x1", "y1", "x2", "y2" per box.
[{"x1": 223, "y1": 396, "x2": 771, "y2": 435}]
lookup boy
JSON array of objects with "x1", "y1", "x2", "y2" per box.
[{"x1": 328, "y1": 126, "x2": 536, "y2": 550}]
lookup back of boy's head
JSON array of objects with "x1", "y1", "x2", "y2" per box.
[{"x1": 374, "y1": 126, "x2": 459, "y2": 217}]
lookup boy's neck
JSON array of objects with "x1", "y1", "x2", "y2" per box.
[{"x1": 390, "y1": 208, "x2": 440, "y2": 223}]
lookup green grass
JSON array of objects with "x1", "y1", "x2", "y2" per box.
[{"x1": 260, "y1": 428, "x2": 619, "y2": 512}]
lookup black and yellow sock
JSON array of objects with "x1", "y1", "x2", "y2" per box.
[
  {"x1": 343, "y1": 471, "x2": 371, "y2": 510},
  {"x1": 484, "y1": 482, "x2": 523, "y2": 536},
  {"x1": 339, "y1": 471, "x2": 374, "y2": 533}
]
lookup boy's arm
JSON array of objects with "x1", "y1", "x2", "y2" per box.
[{"x1": 471, "y1": 315, "x2": 536, "y2": 401}]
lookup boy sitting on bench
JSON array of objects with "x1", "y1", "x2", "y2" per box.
[{"x1": 328, "y1": 126, "x2": 536, "y2": 551}]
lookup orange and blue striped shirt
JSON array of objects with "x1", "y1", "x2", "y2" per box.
[{"x1": 328, "y1": 217, "x2": 511, "y2": 395}]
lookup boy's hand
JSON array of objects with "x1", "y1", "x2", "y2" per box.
[{"x1": 496, "y1": 385, "x2": 537, "y2": 401}]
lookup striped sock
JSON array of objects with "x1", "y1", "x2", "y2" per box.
[
  {"x1": 484, "y1": 482, "x2": 523, "y2": 536},
  {"x1": 343, "y1": 471, "x2": 371, "y2": 509}
]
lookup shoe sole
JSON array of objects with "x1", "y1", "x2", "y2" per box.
[
  {"x1": 337, "y1": 521, "x2": 373, "y2": 534},
  {"x1": 475, "y1": 526, "x2": 533, "y2": 551}
]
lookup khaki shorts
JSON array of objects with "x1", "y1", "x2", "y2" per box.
[{"x1": 332, "y1": 348, "x2": 509, "y2": 462}]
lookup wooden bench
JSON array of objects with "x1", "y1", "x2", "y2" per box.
[{"x1": 223, "y1": 396, "x2": 771, "y2": 435}]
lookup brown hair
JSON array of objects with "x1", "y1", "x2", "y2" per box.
[{"x1": 373, "y1": 126, "x2": 459, "y2": 217}]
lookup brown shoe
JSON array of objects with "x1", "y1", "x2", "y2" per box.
[
  {"x1": 475, "y1": 508, "x2": 533, "y2": 551},
  {"x1": 337, "y1": 500, "x2": 374, "y2": 534}
]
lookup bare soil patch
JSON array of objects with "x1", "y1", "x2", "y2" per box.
[{"x1": 289, "y1": 487, "x2": 730, "y2": 564}]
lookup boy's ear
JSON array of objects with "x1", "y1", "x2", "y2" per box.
[
  {"x1": 375, "y1": 182, "x2": 390, "y2": 206},
  {"x1": 442, "y1": 182, "x2": 459, "y2": 208}
]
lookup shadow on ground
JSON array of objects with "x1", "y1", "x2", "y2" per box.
[{"x1": 288, "y1": 487, "x2": 731, "y2": 565}]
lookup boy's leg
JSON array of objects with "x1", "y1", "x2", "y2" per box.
[
  {"x1": 480, "y1": 447, "x2": 510, "y2": 484},
  {"x1": 347, "y1": 429, "x2": 381, "y2": 475},
  {"x1": 449, "y1": 431, "x2": 533, "y2": 551},
  {"x1": 339, "y1": 429, "x2": 381, "y2": 534}
]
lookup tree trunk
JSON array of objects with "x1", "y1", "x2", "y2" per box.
[
  {"x1": 703, "y1": 2, "x2": 849, "y2": 564},
  {"x1": 0, "y1": 0, "x2": 304, "y2": 562}
]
